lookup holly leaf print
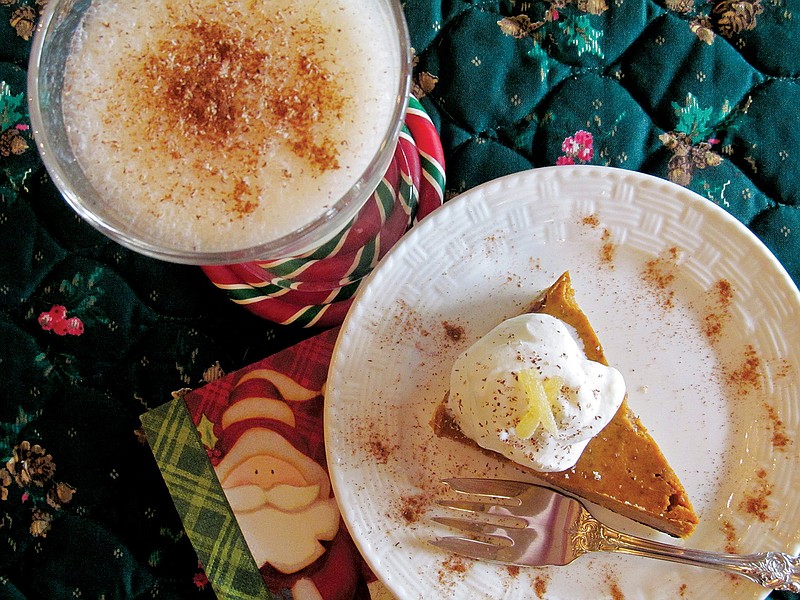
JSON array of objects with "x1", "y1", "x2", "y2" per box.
[
  {"x1": 559, "y1": 14, "x2": 604, "y2": 58},
  {"x1": 527, "y1": 43, "x2": 554, "y2": 82},
  {"x1": 0, "y1": 406, "x2": 42, "y2": 459},
  {"x1": 673, "y1": 92, "x2": 714, "y2": 142},
  {"x1": 196, "y1": 413, "x2": 218, "y2": 450},
  {"x1": 1, "y1": 82, "x2": 26, "y2": 130}
]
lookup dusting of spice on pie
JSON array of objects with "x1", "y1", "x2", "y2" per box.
[
  {"x1": 640, "y1": 246, "x2": 682, "y2": 310},
  {"x1": 739, "y1": 467, "x2": 772, "y2": 522},
  {"x1": 725, "y1": 344, "x2": 762, "y2": 397},
  {"x1": 679, "y1": 583, "x2": 689, "y2": 597},
  {"x1": 506, "y1": 565, "x2": 520, "y2": 578}
]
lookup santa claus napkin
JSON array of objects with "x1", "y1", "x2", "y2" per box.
[{"x1": 141, "y1": 328, "x2": 380, "y2": 600}]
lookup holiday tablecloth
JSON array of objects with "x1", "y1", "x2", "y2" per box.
[{"x1": 2, "y1": 0, "x2": 800, "y2": 598}]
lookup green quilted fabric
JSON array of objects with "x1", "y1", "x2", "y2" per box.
[
  {"x1": 409, "y1": 0, "x2": 800, "y2": 284},
  {"x1": 1, "y1": 0, "x2": 799, "y2": 599}
]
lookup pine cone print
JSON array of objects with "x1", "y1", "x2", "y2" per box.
[
  {"x1": 497, "y1": 15, "x2": 543, "y2": 39},
  {"x1": 0, "y1": 128, "x2": 29, "y2": 157},
  {"x1": 6, "y1": 441, "x2": 56, "y2": 487},
  {"x1": 666, "y1": 0, "x2": 696, "y2": 13},
  {"x1": 9, "y1": 5, "x2": 37, "y2": 40},
  {"x1": 712, "y1": 0, "x2": 764, "y2": 37}
]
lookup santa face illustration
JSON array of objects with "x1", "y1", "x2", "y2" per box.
[{"x1": 212, "y1": 369, "x2": 361, "y2": 600}]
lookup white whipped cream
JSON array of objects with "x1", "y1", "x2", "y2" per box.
[{"x1": 449, "y1": 313, "x2": 626, "y2": 472}]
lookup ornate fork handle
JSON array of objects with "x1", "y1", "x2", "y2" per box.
[{"x1": 579, "y1": 514, "x2": 800, "y2": 592}]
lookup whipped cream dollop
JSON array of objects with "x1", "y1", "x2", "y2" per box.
[{"x1": 449, "y1": 313, "x2": 626, "y2": 472}]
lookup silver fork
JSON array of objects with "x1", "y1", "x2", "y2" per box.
[{"x1": 431, "y1": 478, "x2": 800, "y2": 592}]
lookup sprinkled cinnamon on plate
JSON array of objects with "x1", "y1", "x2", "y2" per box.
[
  {"x1": 721, "y1": 518, "x2": 738, "y2": 553},
  {"x1": 399, "y1": 492, "x2": 431, "y2": 524},
  {"x1": 442, "y1": 321, "x2": 465, "y2": 343},
  {"x1": 581, "y1": 214, "x2": 600, "y2": 228},
  {"x1": 725, "y1": 344, "x2": 762, "y2": 396},
  {"x1": 763, "y1": 402, "x2": 792, "y2": 451},
  {"x1": 437, "y1": 554, "x2": 470, "y2": 587},
  {"x1": 739, "y1": 467, "x2": 772, "y2": 522},
  {"x1": 640, "y1": 246, "x2": 682, "y2": 310},
  {"x1": 605, "y1": 571, "x2": 625, "y2": 600},
  {"x1": 366, "y1": 432, "x2": 397, "y2": 464},
  {"x1": 701, "y1": 278, "x2": 734, "y2": 343},
  {"x1": 533, "y1": 574, "x2": 549, "y2": 598},
  {"x1": 600, "y1": 228, "x2": 617, "y2": 268}
]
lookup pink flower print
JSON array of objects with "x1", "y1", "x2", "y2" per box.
[
  {"x1": 562, "y1": 136, "x2": 579, "y2": 154},
  {"x1": 574, "y1": 130, "x2": 593, "y2": 147},
  {"x1": 38, "y1": 305, "x2": 84, "y2": 336},
  {"x1": 557, "y1": 130, "x2": 594, "y2": 165},
  {"x1": 577, "y1": 145, "x2": 593, "y2": 162}
]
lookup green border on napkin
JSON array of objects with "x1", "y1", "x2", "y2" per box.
[{"x1": 141, "y1": 398, "x2": 273, "y2": 600}]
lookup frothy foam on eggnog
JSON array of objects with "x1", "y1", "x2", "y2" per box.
[{"x1": 62, "y1": 0, "x2": 401, "y2": 253}]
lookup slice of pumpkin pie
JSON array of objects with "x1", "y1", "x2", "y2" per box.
[{"x1": 432, "y1": 271, "x2": 698, "y2": 538}]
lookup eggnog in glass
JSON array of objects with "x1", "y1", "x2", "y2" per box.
[{"x1": 28, "y1": 0, "x2": 411, "y2": 264}]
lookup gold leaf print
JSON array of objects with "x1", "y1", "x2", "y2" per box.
[
  {"x1": 497, "y1": 15, "x2": 544, "y2": 39},
  {"x1": 577, "y1": 0, "x2": 609, "y2": 16},
  {"x1": 690, "y1": 17, "x2": 717, "y2": 44}
]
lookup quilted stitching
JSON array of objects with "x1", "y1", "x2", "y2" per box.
[
  {"x1": 1, "y1": 0, "x2": 799, "y2": 597},
  {"x1": 411, "y1": 0, "x2": 800, "y2": 282}
]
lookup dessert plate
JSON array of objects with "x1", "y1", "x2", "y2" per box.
[{"x1": 324, "y1": 166, "x2": 800, "y2": 599}]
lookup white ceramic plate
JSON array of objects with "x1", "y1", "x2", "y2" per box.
[{"x1": 324, "y1": 166, "x2": 800, "y2": 600}]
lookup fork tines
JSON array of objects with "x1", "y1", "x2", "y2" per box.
[{"x1": 442, "y1": 477, "x2": 532, "y2": 500}]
